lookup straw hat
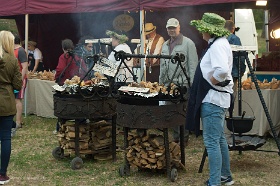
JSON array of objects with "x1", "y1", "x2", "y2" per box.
[
  {"x1": 190, "y1": 13, "x2": 230, "y2": 37},
  {"x1": 145, "y1": 23, "x2": 156, "y2": 35},
  {"x1": 106, "y1": 30, "x2": 128, "y2": 44},
  {"x1": 28, "y1": 41, "x2": 37, "y2": 47}
]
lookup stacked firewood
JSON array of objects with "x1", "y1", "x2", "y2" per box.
[
  {"x1": 126, "y1": 131, "x2": 182, "y2": 169},
  {"x1": 56, "y1": 120, "x2": 112, "y2": 157},
  {"x1": 89, "y1": 120, "x2": 112, "y2": 154}
]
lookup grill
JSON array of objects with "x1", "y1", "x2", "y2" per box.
[
  {"x1": 52, "y1": 93, "x2": 117, "y2": 169},
  {"x1": 53, "y1": 93, "x2": 116, "y2": 120}
]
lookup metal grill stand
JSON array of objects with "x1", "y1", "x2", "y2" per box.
[
  {"x1": 117, "y1": 101, "x2": 186, "y2": 182},
  {"x1": 114, "y1": 52, "x2": 188, "y2": 182},
  {"x1": 52, "y1": 54, "x2": 118, "y2": 170},
  {"x1": 52, "y1": 94, "x2": 117, "y2": 170}
]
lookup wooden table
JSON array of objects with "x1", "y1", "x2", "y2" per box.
[{"x1": 24, "y1": 79, "x2": 56, "y2": 118}]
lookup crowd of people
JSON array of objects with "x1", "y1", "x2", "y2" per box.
[{"x1": 0, "y1": 12, "x2": 243, "y2": 185}]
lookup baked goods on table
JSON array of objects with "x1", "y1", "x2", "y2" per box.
[
  {"x1": 242, "y1": 77, "x2": 280, "y2": 90},
  {"x1": 270, "y1": 78, "x2": 280, "y2": 89},
  {"x1": 242, "y1": 77, "x2": 252, "y2": 90},
  {"x1": 27, "y1": 70, "x2": 55, "y2": 81}
]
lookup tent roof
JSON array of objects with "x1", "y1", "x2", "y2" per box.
[{"x1": 1, "y1": 0, "x2": 257, "y2": 16}]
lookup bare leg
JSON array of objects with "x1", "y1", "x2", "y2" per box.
[{"x1": 15, "y1": 98, "x2": 23, "y2": 125}]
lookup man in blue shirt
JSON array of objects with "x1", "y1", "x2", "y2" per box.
[{"x1": 225, "y1": 20, "x2": 246, "y2": 93}]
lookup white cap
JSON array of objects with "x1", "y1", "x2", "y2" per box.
[{"x1": 166, "y1": 18, "x2": 180, "y2": 28}]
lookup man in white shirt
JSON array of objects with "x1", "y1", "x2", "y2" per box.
[
  {"x1": 106, "y1": 30, "x2": 133, "y2": 83},
  {"x1": 28, "y1": 41, "x2": 44, "y2": 72}
]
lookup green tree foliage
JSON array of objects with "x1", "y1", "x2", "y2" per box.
[
  {"x1": 253, "y1": 8, "x2": 265, "y2": 41},
  {"x1": 0, "y1": 19, "x2": 18, "y2": 34},
  {"x1": 253, "y1": 9, "x2": 264, "y2": 30}
]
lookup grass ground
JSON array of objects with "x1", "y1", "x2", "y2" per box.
[{"x1": 7, "y1": 115, "x2": 280, "y2": 186}]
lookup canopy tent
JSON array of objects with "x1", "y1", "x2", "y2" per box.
[
  {"x1": 0, "y1": 0, "x2": 257, "y2": 16},
  {"x1": 1, "y1": 0, "x2": 279, "y2": 70},
  {"x1": 11, "y1": 6, "x2": 230, "y2": 70}
]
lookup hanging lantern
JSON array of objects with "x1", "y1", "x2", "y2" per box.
[
  {"x1": 256, "y1": 1, "x2": 267, "y2": 6},
  {"x1": 270, "y1": 28, "x2": 280, "y2": 39}
]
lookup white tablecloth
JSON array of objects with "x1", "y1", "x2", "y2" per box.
[
  {"x1": 24, "y1": 79, "x2": 56, "y2": 118},
  {"x1": 225, "y1": 89, "x2": 280, "y2": 136}
]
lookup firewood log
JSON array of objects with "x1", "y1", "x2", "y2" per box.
[
  {"x1": 140, "y1": 159, "x2": 148, "y2": 165},
  {"x1": 145, "y1": 164, "x2": 152, "y2": 169},
  {"x1": 142, "y1": 135, "x2": 149, "y2": 142},
  {"x1": 127, "y1": 135, "x2": 133, "y2": 141},
  {"x1": 157, "y1": 160, "x2": 164, "y2": 169},
  {"x1": 133, "y1": 146, "x2": 141, "y2": 152},
  {"x1": 140, "y1": 153, "x2": 148, "y2": 159},
  {"x1": 127, "y1": 156, "x2": 134, "y2": 162},
  {"x1": 66, "y1": 131, "x2": 82, "y2": 139},
  {"x1": 105, "y1": 130, "x2": 111, "y2": 138},
  {"x1": 146, "y1": 158, "x2": 157, "y2": 164},
  {"x1": 98, "y1": 125, "x2": 111, "y2": 132},
  {"x1": 171, "y1": 144, "x2": 180, "y2": 157},
  {"x1": 96, "y1": 132, "x2": 108, "y2": 139}
]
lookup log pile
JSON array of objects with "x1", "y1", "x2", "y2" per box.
[
  {"x1": 56, "y1": 120, "x2": 112, "y2": 158},
  {"x1": 126, "y1": 131, "x2": 181, "y2": 169},
  {"x1": 89, "y1": 120, "x2": 112, "y2": 155}
]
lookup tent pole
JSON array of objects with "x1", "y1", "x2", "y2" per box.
[
  {"x1": 140, "y1": 10, "x2": 146, "y2": 81},
  {"x1": 24, "y1": 14, "x2": 29, "y2": 54},
  {"x1": 24, "y1": 14, "x2": 29, "y2": 118},
  {"x1": 264, "y1": 9, "x2": 269, "y2": 52}
]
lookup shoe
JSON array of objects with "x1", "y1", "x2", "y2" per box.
[
  {"x1": 206, "y1": 179, "x2": 227, "y2": 186},
  {"x1": 221, "y1": 176, "x2": 235, "y2": 185},
  {"x1": 16, "y1": 123, "x2": 22, "y2": 129},
  {"x1": 0, "y1": 174, "x2": 10, "y2": 185},
  {"x1": 11, "y1": 128, "x2": 17, "y2": 138},
  {"x1": 205, "y1": 180, "x2": 211, "y2": 186},
  {"x1": 53, "y1": 130, "x2": 58, "y2": 135}
]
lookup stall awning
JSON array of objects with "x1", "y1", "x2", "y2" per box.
[{"x1": 0, "y1": 0, "x2": 256, "y2": 16}]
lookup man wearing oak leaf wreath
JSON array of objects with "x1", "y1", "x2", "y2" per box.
[{"x1": 107, "y1": 30, "x2": 134, "y2": 83}]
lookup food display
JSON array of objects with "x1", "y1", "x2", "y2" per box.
[
  {"x1": 242, "y1": 77, "x2": 280, "y2": 90},
  {"x1": 64, "y1": 72, "x2": 106, "y2": 86},
  {"x1": 129, "y1": 81, "x2": 177, "y2": 94},
  {"x1": 27, "y1": 70, "x2": 55, "y2": 81},
  {"x1": 118, "y1": 81, "x2": 179, "y2": 97},
  {"x1": 116, "y1": 81, "x2": 187, "y2": 106},
  {"x1": 52, "y1": 72, "x2": 109, "y2": 95}
]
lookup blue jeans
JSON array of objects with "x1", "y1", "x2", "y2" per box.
[
  {"x1": 0, "y1": 115, "x2": 13, "y2": 175},
  {"x1": 201, "y1": 103, "x2": 232, "y2": 186}
]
